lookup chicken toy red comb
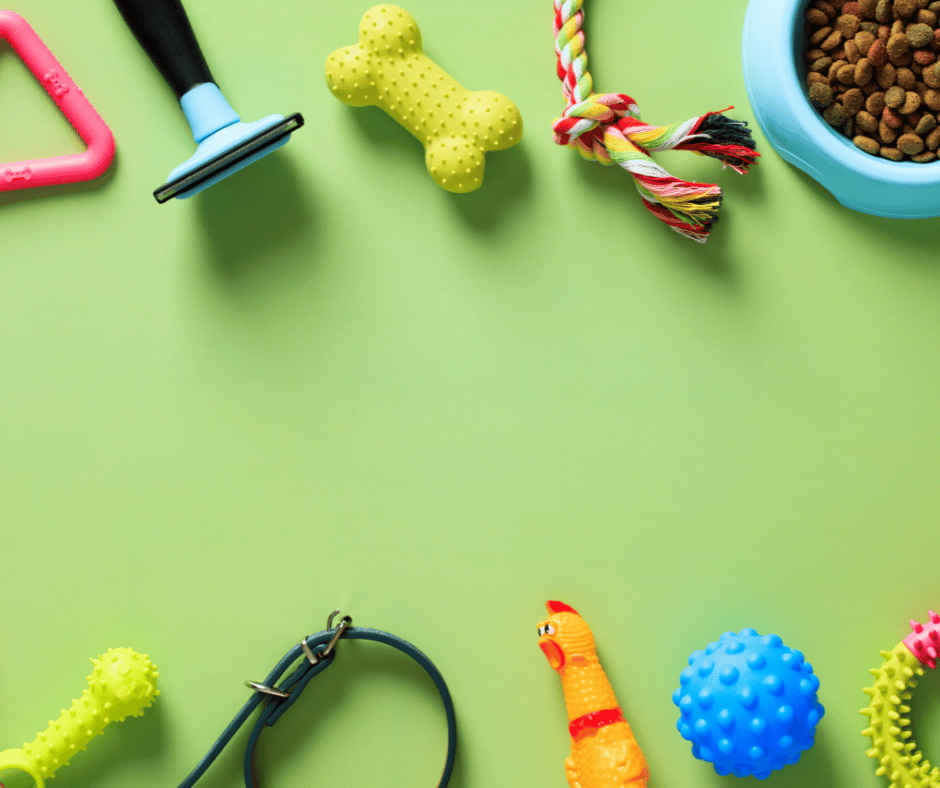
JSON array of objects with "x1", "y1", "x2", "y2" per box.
[
  {"x1": 553, "y1": 0, "x2": 759, "y2": 242},
  {"x1": 547, "y1": 601, "x2": 580, "y2": 615}
]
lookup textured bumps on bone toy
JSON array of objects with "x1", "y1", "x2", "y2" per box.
[
  {"x1": 537, "y1": 601, "x2": 650, "y2": 788},
  {"x1": 553, "y1": 0, "x2": 759, "y2": 242},
  {"x1": 325, "y1": 5, "x2": 522, "y2": 193},
  {"x1": 0, "y1": 648, "x2": 159, "y2": 788},
  {"x1": 862, "y1": 610, "x2": 940, "y2": 788}
]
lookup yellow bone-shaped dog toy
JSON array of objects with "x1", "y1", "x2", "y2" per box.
[
  {"x1": 325, "y1": 5, "x2": 522, "y2": 192},
  {"x1": 0, "y1": 648, "x2": 158, "y2": 788}
]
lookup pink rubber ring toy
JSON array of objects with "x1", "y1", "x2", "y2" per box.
[{"x1": 0, "y1": 10, "x2": 114, "y2": 191}]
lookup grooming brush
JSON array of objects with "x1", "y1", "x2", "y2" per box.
[{"x1": 112, "y1": 0, "x2": 303, "y2": 203}]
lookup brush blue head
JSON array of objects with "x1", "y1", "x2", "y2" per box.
[{"x1": 159, "y1": 83, "x2": 298, "y2": 201}]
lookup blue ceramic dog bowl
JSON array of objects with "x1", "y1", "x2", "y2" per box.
[{"x1": 742, "y1": 0, "x2": 940, "y2": 218}]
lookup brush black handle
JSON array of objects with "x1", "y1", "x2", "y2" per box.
[{"x1": 113, "y1": 0, "x2": 216, "y2": 100}]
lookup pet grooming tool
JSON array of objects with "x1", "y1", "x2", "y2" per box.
[
  {"x1": 0, "y1": 11, "x2": 114, "y2": 192},
  {"x1": 112, "y1": 0, "x2": 303, "y2": 203}
]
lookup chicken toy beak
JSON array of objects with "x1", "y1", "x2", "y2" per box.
[{"x1": 539, "y1": 637, "x2": 566, "y2": 671}]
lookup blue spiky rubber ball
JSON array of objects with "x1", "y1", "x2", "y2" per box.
[{"x1": 673, "y1": 628, "x2": 824, "y2": 779}]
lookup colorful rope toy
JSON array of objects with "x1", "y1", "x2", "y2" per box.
[
  {"x1": 862, "y1": 610, "x2": 940, "y2": 788},
  {"x1": 0, "y1": 648, "x2": 158, "y2": 788},
  {"x1": 538, "y1": 601, "x2": 651, "y2": 788},
  {"x1": 552, "y1": 0, "x2": 759, "y2": 242}
]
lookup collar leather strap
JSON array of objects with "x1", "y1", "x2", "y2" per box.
[
  {"x1": 175, "y1": 624, "x2": 458, "y2": 788},
  {"x1": 568, "y1": 707, "x2": 625, "y2": 738}
]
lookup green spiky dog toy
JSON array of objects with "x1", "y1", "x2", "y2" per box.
[
  {"x1": 0, "y1": 648, "x2": 158, "y2": 787},
  {"x1": 862, "y1": 611, "x2": 940, "y2": 788}
]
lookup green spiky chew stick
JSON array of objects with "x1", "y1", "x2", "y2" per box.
[
  {"x1": 862, "y1": 611, "x2": 940, "y2": 788},
  {"x1": 0, "y1": 648, "x2": 159, "y2": 788}
]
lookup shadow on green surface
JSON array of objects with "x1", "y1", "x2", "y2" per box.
[
  {"x1": 348, "y1": 103, "x2": 531, "y2": 233},
  {"x1": 792, "y1": 167, "x2": 940, "y2": 253},
  {"x1": 55, "y1": 692, "x2": 168, "y2": 786},
  {"x1": 572, "y1": 154, "x2": 741, "y2": 285},
  {"x1": 447, "y1": 143, "x2": 531, "y2": 234},
  {"x1": 194, "y1": 152, "x2": 316, "y2": 286}
]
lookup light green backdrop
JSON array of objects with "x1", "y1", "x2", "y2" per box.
[{"x1": 2, "y1": 1, "x2": 939, "y2": 788}]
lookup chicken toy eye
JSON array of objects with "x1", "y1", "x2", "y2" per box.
[{"x1": 538, "y1": 624, "x2": 556, "y2": 637}]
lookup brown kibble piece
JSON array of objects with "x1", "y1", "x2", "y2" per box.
[
  {"x1": 912, "y1": 150, "x2": 938, "y2": 159},
  {"x1": 867, "y1": 90, "x2": 888, "y2": 112},
  {"x1": 878, "y1": 62, "x2": 898, "y2": 86},
  {"x1": 880, "y1": 119, "x2": 900, "y2": 141},
  {"x1": 929, "y1": 0, "x2": 940, "y2": 13},
  {"x1": 813, "y1": 25, "x2": 835, "y2": 45},
  {"x1": 807, "y1": 47, "x2": 828, "y2": 61},
  {"x1": 810, "y1": 81, "x2": 835, "y2": 107},
  {"x1": 915, "y1": 112, "x2": 938, "y2": 132},
  {"x1": 856, "y1": 56, "x2": 876, "y2": 82},
  {"x1": 895, "y1": 0, "x2": 918, "y2": 15},
  {"x1": 928, "y1": 67, "x2": 940, "y2": 90},
  {"x1": 898, "y1": 132, "x2": 926, "y2": 151},
  {"x1": 816, "y1": 0, "x2": 839, "y2": 17},
  {"x1": 808, "y1": 7, "x2": 830, "y2": 23},
  {"x1": 807, "y1": 71, "x2": 831, "y2": 85},
  {"x1": 860, "y1": 0, "x2": 879, "y2": 14},
  {"x1": 844, "y1": 86, "x2": 867, "y2": 111},
  {"x1": 885, "y1": 85, "x2": 907, "y2": 104},
  {"x1": 888, "y1": 32, "x2": 911, "y2": 60},
  {"x1": 901, "y1": 89, "x2": 923, "y2": 110},
  {"x1": 906, "y1": 21, "x2": 934, "y2": 45},
  {"x1": 857, "y1": 109, "x2": 881, "y2": 131},
  {"x1": 838, "y1": 62, "x2": 859, "y2": 82},
  {"x1": 892, "y1": 19, "x2": 906, "y2": 33},
  {"x1": 918, "y1": 8, "x2": 939, "y2": 23},
  {"x1": 880, "y1": 145, "x2": 905, "y2": 158},
  {"x1": 825, "y1": 103, "x2": 850, "y2": 125},
  {"x1": 836, "y1": 13, "x2": 862, "y2": 35},
  {"x1": 812, "y1": 56, "x2": 835, "y2": 72},
  {"x1": 877, "y1": 0, "x2": 893, "y2": 20},
  {"x1": 830, "y1": 59, "x2": 849, "y2": 79},
  {"x1": 823, "y1": 30, "x2": 845, "y2": 49},
  {"x1": 855, "y1": 135, "x2": 882, "y2": 152},
  {"x1": 925, "y1": 125, "x2": 940, "y2": 147},
  {"x1": 925, "y1": 88, "x2": 940, "y2": 108},
  {"x1": 856, "y1": 30, "x2": 877, "y2": 52},
  {"x1": 846, "y1": 39, "x2": 862, "y2": 61},
  {"x1": 897, "y1": 67, "x2": 918, "y2": 87}
]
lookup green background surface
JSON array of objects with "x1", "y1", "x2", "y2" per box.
[{"x1": 2, "y1": 1, "x2": 939, "y2": 787}]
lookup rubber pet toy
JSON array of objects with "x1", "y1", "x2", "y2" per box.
[
  {"x1": 0, "y1": 648, "x2": 158, "y2": 788},
  {"x1": 862, "y1": 610, "x2": 940, "y2": 788},
  {"x1": 112, "y1": 0, "x2": 303, "y2": 203},
  {"x1": 552, "y1": 0, "x2": 759, "y2": 242},
  {"x1": 0, "y1": 11, "x2": 114, "y2": 192},
  {"x1": 538, "y1": 601, "x2": 650, "y2": 788},
  {"x1": 673, "y1": 628, "x2": 824, "y2": 779},
  {"x1": 326, "y1": 5, "x2": 522, "y2": 193}
]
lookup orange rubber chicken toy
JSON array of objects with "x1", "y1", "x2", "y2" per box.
[{"x1": 538, "y1": 601, "x2": 650, "y2": 788}]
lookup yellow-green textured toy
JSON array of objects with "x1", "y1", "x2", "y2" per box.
[
  {"x1": 0, "y1": 648, "x2": 159, "y2": 788},
  {"x1": 325, "y1": 5, "x2": 523, "y2": 193},
  {"x1": 862, "y1": 611, "x2": 940, "y2": 788}
]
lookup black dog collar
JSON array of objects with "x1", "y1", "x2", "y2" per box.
[{"x1": 176, "y1": 611, "x2": 458, "y2": 788}]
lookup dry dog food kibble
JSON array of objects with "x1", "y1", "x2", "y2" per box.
[{"x1": 805, "y1": 0, "x2": 940, "y2": 161}]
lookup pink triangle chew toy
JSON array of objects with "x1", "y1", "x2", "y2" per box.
[{"x1": 0, "y1": 10, "x2": 114, "y2": 192}]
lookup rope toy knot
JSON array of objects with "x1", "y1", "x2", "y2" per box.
[{"x1": 552, "y1": 0, "x2": 759, "y2": 242}]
